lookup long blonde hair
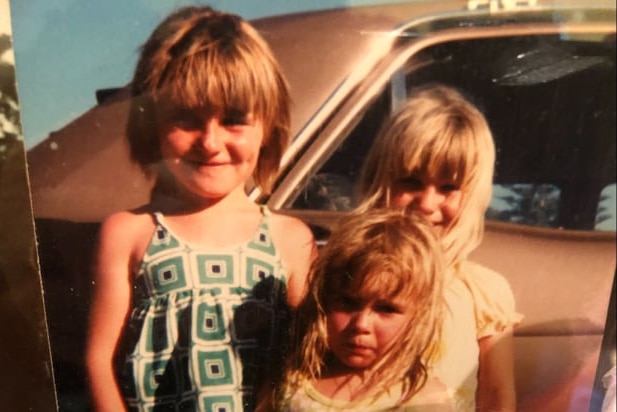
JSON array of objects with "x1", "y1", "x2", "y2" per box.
[
  {"x1": 358, "y1": 84, "x2": 495, "y2": 266},
  {"x1": 127, "y1": 6, "x2": 290, "y2": 193},
  {"x1": 283, "y1": 209, "x2": 444, "y2": 408}
]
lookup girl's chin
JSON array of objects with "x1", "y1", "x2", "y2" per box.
[{"x1": 431, "y1": 223, "x2": 447, "y2": 236}]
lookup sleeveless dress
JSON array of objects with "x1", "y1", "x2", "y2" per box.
[{"x1": 116, "y1": 207, "x2": 289, "y2": 411}]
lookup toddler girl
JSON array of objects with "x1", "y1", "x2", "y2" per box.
[
  {"x1": 358, "y1": 84, "x2": 523, "y2": 411},
  {"x1": 85, "y1": 6, "x2": 315, "y2": 411},
  {"x1": 276, "y1": 209, "x2": 452, "y2": 411}
]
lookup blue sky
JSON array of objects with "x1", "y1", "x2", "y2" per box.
[{"x1": 10, "y1": 0, "x2": 409, "y2": 148}]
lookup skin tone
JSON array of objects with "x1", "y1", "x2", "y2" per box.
[
  {"x1": 308, "y1": 292, "x2": 453, "y2": 411},
  {"x1": 389, "y1": 171, "x2": 516, "y2": 412},
  {"x1": 390, "y1": 173, "x2": 462, "y2": 234},
  {"x1": 315, "y1": 293, "x2": 412, "y2": 401},
  {"x1": 158, "y1": 107, "x2": 263, "y2": 202},
  {"x1": 86, "y1": 109, "x2": 315, "y2": 412}
]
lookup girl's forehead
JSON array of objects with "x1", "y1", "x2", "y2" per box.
[
  {"x1": 397, "y1": 148, "x2": 468, "y2": 182},
  {"x1": 157, "y1": 96, "x2": 258, "y2": 117},
  {"x1": 335, "y1": 273, "x2": 409, "y2": 300}
]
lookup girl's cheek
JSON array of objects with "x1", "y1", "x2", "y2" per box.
[
  {"x1": 444, "y1": 192, "x2": 463, "y2": 217},
  {"x1": 390, "y1": 192, "x2": 413, "y2": 209}
]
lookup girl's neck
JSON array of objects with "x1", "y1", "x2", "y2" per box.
[
  {"x1": 151, "y1": 177, "x2": 255, "y2": 216},
  {"x1": 149, "y1": 182, "x2": 263, "y2": 249},
  {"x1": 313, "y1": 359, "x2": 374, "y2": 401}
]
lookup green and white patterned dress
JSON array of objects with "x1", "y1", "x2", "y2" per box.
[{"x1": 117, "y1": 207, "x2": 289, "y2": 411}]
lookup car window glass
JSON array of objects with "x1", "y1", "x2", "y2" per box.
[
  {"x1": 488, "y1": 184, "x2": 561, "y2": 228},
  {"x1": 596, "y1": 183, "x2": 617, "y2": 231},
  {"x1": 285, "y1": 32, "x2": 615, "y2": 232},
  {"x1": 289, "y1": 88, "x2": 391, "y2": 211}
]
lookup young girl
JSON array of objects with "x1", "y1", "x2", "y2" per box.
[
  {"x1": 357, "y1": 84, "x2": 523, "y2": 411},
  {"x1": 275, "y1": 209, "x2": 452, "y2": 411},
  {"x1": 85, "y1": 6, "x2": 315, "y2": 412}
]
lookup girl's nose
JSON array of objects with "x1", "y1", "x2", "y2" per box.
[
  {"x1": 350, "y1": 309, "x2": 372, "y2": 332},
  {"x1": 199, "y1": 118, "x2": 222, "y2": 152},
  {"x1": 415, "y1": 185, "x2": 443, "y2": 214}
]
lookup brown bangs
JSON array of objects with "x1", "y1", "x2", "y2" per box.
[
  {"x1": 126, "y1": 6, "x2": 291, "y2": 189},
  {"x1": 155, "y1": 44, "x2": 266, "y2": 121},
  {"x1": 323, "y1": 254, "x2": 414, "y2": 306}
]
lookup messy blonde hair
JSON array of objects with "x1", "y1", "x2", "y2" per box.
[
  {"x1": 358, "y1": 84, "x2": 495, "y2": 266},
  {"x1": 127, "y1": 6, "x2": 290, "y2": 193},
  {"x1": 282, "y1": 209, "x2": 444, "y2": 408}
]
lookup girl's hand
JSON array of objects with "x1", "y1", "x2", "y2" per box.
[{"x1": 477, "y1": 326, "x2": 516, "y2": 412}]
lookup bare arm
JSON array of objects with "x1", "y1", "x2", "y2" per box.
[
  {"x1": 256, "y1": 214, "x2": 315, "y2": 410},
  {"x1": 477, "y1": 326, "x2": 516, "y2": 412},
  {"x1": 273, "y1": 215, "x2": 316, "y2": 309},
  {"x1": 85, "y1": 213, "x2": 138, "y2": 412}
]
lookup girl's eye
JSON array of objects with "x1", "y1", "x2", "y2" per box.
[
  {"x1": 439, "y1": 183, "x2": 459, "y2": 194},
  {"x1": 221, "y1": 109, "x2": 250, "y2": 126},
  {"x1": 398, "y1": 176, "x2": 424, "y2": 191},
  {"x1": 171, "y1": 112, "x2": 202, "y2": 130},
  {"x1": 332, "y1": 296, "x2": 361, "y2": 312},
  {"x1": 374, "y1": 302, "x2": 403, "y2": 314}
]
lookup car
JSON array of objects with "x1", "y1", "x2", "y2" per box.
[{"x1": 27, "y1": 1, "x2": 616, "y2": 410}]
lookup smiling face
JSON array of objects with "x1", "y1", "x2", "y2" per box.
[
  {"x1": 326, "y1": 291, "x2": 412, "y2": 371},
  {"x1": 127, "y1": 7, "x2": 291, "y2": 193},
  {"x1": 358, "y1": 86, "x2": 495, "y2": 263},
  {"x1": 390, "y1": 173, "x2": 463, "y2": 233},
  {"x1": 158, "y1": 108, "x2": 264, "y2": 201}
]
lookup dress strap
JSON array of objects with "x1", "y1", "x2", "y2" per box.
[
  {"x1": 259, "y1": 204, "x2": 271, "y2": 217},
  {"x1": 152, "y1": 208, "x2": 270, "y2": 238},
  {"x1": 153, "y1": 211, "x2": 165, "y2": 226},
  {"x1": 258, "y1": 205, "x2": 274, "y2": 230}
]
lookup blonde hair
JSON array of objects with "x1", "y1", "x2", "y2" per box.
[
  {"x1": 358, "y1": 84, "x2": 495, "y2": 266},
  {"x1": 127, "y1": 6, "x2": 290, "y2": 193},
  {"x1": 283, "y1": 209, "x2": 444, "y2": 407}
]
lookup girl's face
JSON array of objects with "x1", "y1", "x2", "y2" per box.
[
  {"x1": 159, "y1": 108, "x2": 264, "y2": 200},
  {"x1": 390, "y1": 173, "x2": 462, "y2": 234},
  {"x1": 326, "y1": 293, "x2": 412, "y2": 371}
]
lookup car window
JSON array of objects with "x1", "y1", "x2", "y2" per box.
[
  {"x1": 488, "y1": 184, "x2": 561, "y2": 228},
  {"x1": 596, "y1": 183, "x2": 617, "y2": 231},
  {"x1": 283, "y1": 31, "x2": 615, "y2": 232},
  {"x1": 289, "y1": 89, "x2": 392, "y2": 211}
]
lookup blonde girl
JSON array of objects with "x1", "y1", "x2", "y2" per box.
[
  {"x1": 358, "y1": 84, "x2": 523, "y2": 411},
  {"x1": 85, "y1": 6, "x2": 315, "y2": 411},
  {"x1": 276, "y1": 209, "x2": 452, "y2": 411}
]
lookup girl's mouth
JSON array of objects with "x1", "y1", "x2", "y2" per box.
[
  {"x1": 186, "y1": 159, "x2": 227, "y2": 168},
  {"x1": 345, "y1": 342, "x2": 372, "y2": 353}
]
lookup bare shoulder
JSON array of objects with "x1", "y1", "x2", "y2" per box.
[
  {"x1": 268, "y1": 212, "x2": 315, "y2": 247},
  {"x1": 268, "y1": 212, "x2": 316, "y2": 307},
  {"x1": 97, "y1": 210, "x2": 156, "y2": 268},
  {"x1": 268, "y1": 212, "x2": 316, "y2": 266},
  {"x1": 99, "y1": 210, "x2": 153, "y2": 241}
]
